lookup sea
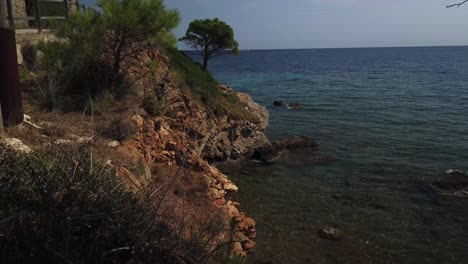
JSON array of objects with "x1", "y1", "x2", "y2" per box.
[{"x1": 198, "y1": 47, "x2": 468, "y2": 264}]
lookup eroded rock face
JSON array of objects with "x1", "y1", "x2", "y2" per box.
[
  {"x1": 113, "y1": 49, "x2": 262, "y2": 256},
  {"x1": 432, "y1": 170, "x2": 468, "y2": 197},
  {"x1": 173, "y1": 89, "x2": 273, "y2": 169}
]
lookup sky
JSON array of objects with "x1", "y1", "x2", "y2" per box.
[{"x1": 82, "y1": 0, "x2": 468, "y2": 49}]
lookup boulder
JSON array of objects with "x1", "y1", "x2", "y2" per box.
[
  {"x1": 273, "y1": 136, "x2": 319, "y2": 151},
  {"x1": 3, "y1": 138, "x2": 32, "y2": 154},
  {"x1": 273, "y1": 100, "x2": 284, "y2": 107},
  {"x1": 236, "y1": 92, "x2": 269, "y2": 130},
  {"x1": 231, "y1": 242, "x2": 246, "y2": 257},
  {"x1": 131, "y1": 115, "x2": 144, "y2": 127},
  {"x1": 108, "y1": 141, "x2": 120, "y2": 147},
  {"x1": 432, "y1": 170, "x2": 468, "y2": 197},
  {"x1": 319, "y1": 226, "x2": 344, "y2": 241},
  {"x1": 286, "y1": 102, "x2": 302, "y2": 109}
]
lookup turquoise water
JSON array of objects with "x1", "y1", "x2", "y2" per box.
[{"x1": 206, "y1": 47, "x2": 468, "y2": 263}]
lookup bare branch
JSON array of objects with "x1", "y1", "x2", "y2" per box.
[{"x1": 447, "y1": 0, "x2": 468, "y2": 8}]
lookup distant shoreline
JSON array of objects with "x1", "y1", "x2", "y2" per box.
[{"x1": 181, "y1": 45, "x2": 468, "y2": 52}]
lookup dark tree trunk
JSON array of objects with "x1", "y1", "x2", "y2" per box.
[
  {"x1": 203, "y1": 55, "x2": 208, "y2": 70},
  {"x1": 0, "y1": 27, "x2": 24, "y2": 125},
  {"x1": 113, "y1": 56, "x2": 121, "y2": 75},
  {"x1": 113, "y1": 37, "x2": 125, "y2": 75},
  {"x1": 203, "y1": 45, "x2": 209, "y2": 70}
]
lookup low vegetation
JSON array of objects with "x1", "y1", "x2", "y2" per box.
[
  {"x1": 99, "y1": 117, "x2": 137, "y2": 141},
  {"x1": 0, "y1": 145, "x2": 230, "y2": 263},
  {"x1": 168, "y1": 48, "x2": 222, "y2": 100},
  {"x1": 167, "y1": 48, "x2": 257, "y2": 122}
]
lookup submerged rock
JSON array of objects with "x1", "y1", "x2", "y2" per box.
[
  {"x1": 286, "y1": 102, "x2": 302, "y2": 109},
  {"x1": 432, "y1": 170, "x2": 468, "y2": 197},
  {"x1": 319, "y1": 226, "x2": 344, "y2": 241},
  {"x1": 273, "y1": 100, "x2": 284, "y2": 107},
  {"x1": 272, "y1": 136, "x2": 319, "y2": 151}
]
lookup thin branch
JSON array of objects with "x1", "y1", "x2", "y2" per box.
[
  {"x1": 447, "y1": 0, "x2": 468, "y2": 8},
  {"x1": 101, "y1": 246, "x2": 133, "y2": 256}
]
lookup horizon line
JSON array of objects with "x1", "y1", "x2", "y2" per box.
[{"x1": 181, "y1": 44, "x2": 468, "y2": 52}]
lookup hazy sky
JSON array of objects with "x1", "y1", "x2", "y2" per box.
[{"x1": 163, "y1": 0, "x2": 468, "y2": 49}]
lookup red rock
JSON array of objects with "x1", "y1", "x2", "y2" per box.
[{"x1": 213, "y1": 199, "x2": 226, "y2": 207}]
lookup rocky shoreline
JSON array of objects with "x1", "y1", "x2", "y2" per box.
[{"x1": 6, "y1": 47, "x2": 337, "y2": 258}]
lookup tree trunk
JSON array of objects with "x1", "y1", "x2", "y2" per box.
[
  {"x1": 0, "y1": 27, "x2": 24, "y2": 125},
  {"x1": 203, "y1": 55, "x2": 208, "y2": 70},
  {"x1": 0, "y1": 0, "x2": 7, "y2": 28},
  {"x1": 203, "y1": 45, "x2": 209, "y2": 70},
  {"x1": 113, "y1": 37, "x2": 125, "y2": 75}
]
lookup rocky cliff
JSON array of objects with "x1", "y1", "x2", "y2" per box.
[
  {"x1": 111, "y1": 48, "x2": 272, "y2": 255},
  {"x1": 6, "y1": 46, "x2": 270, "y2": 257}
]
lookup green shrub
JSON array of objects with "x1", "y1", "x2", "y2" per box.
[
  {"x1": 167, "y1": 48, "x2": 257, "y2": 122},
  {"x1": 0, "y1": 145, "x2": 212, "y2": 263},
  {"x1": 167, "y1": 48, "x2": 221, "y2": 101},
  {"x1": 34, "y1": 0, "x2": 180, "y2": 112},
  {"x1": 33, "y1": 42, "x2": 72, "y2": 111}
]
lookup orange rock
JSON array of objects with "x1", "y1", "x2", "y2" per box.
[
  {"x1": 131, "y1": 115, "x2": 144, "y2": 127},
  {"x1": 213, "y1": 198, "x2": 226, "y2": 207},
  {"x1": 231, "y1": 242, "x2": 246, "y2": 257},
  {"x1": 242, "y1": 240, "x2": 256, "y2": 251}
]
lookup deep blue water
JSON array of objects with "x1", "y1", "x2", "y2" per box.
[{"x1": 204, "y1": 47, "x2": 468, "y2": 263}]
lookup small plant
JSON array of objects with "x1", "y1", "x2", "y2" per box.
[
  {"x1": 99, "y1": 117, "x2": 137, "y2": 141},
  {"x1": 149, "y1": 59, "x2": 160, "y2": 72},
  {"x1": 33, "y1": 69, "x2": 71, "y2": 112},
  {"x1": 144, "y1": 93, "x2": 165, "y2": 116},
  {"x1": 34, "y1": 41, "x2": 74, "y2": 111}
]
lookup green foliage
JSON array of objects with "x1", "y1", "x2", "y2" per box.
[
  {"x1": 0, "y1": 145, "x2": 212, "y2": 263},
  {"x1": 179, "y1": 18, "x2": 239, "y2": 69},
  {"x1": 18, "y1": 66, "x2": 32, "y2": 83},
  {"x1": 34, "y1": 41, "x2": 74, "y2": 111},
  {"x1": 98, "y1": 0, "x2": 180, "y2": 73},
  {"x1": 167, "y1": 48, "x2": 257, "y2": 122},
  {"x1": 39, "y1": 1, "x2": 67, "y2": 16},
  {"x1": 53, "y1": 8, "x2": 104, "y2": 60},
  {"x1": 167, "y1": 48, "x2": 221, "y2": 100},
  {"x1": 35, "y1": 0, "x2": 180, "y2": 111},
  {"x1": 149, "y1": 59, "x2": 160, "y2": 72}
]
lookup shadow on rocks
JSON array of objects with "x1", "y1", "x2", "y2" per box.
[{"x1": 251, "y1": 136, "x2": 336, "y2": 167}]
